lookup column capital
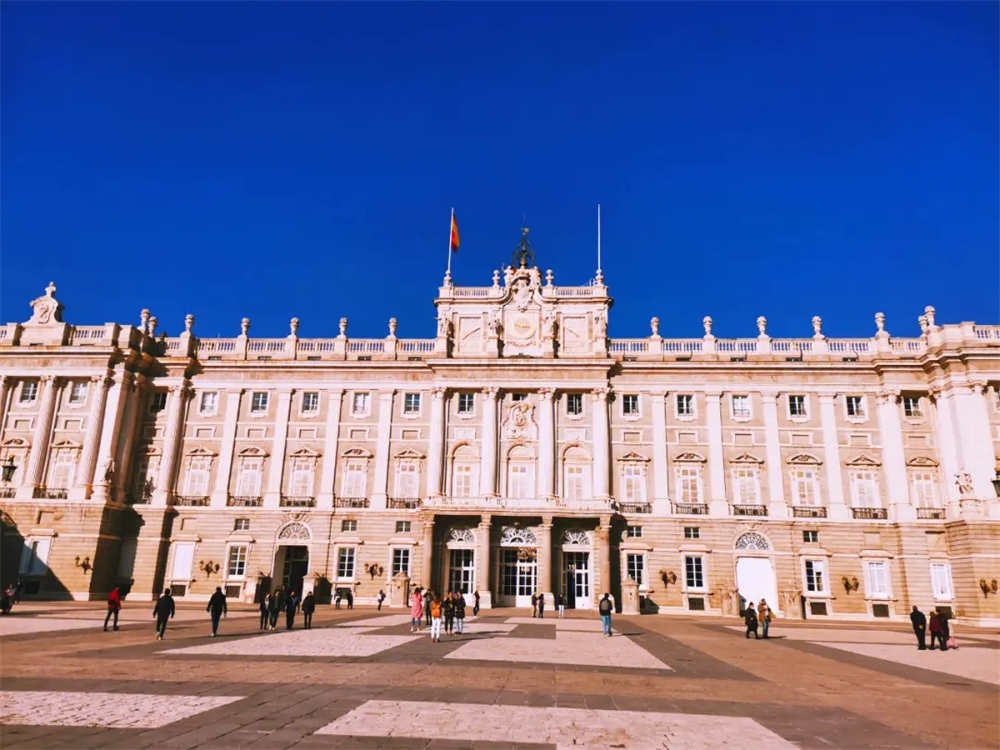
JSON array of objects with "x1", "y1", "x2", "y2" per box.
[
  {"x1": 759, "y1": 392, "x2": 778, "y2": 404},
  {"x1": 431, "y1": 386, "x2": 448, "y2": 399},
  {"x1": 481, "y1": 385, "x2": 500, "y2": 399},
  {"x1": 818, "y1": 392, "x2": 838, "y2": 402},
  {"x1": 876, "y1": 388, "x2": 901, "y2": 404},
  {"x1": 538, "y1": 387, "x2": 555, "y2": 400},
  {"x1": 967, "y1": 378, "x2": 987, "y2": 396},
  {"x1": 704, "y1": 389, "x2": 722, "y2": 399},
  {"x1": 591, "y1": 387, "x2": 610, "y2": 402},
  {"x1": 39, "y1": 374, "x2": 63, "y2": 386},
  {"x1": 378, "y1": 389, "x2": 396, "y2": 400},
  {"x1": 478, "y1": 513, "x2": 492, "y2": 527},
  {"x1": 169, "y1": 380, "x2": 193, "y2": 397}
]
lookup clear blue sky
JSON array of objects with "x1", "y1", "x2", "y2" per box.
[{"x1": 2, "y1": 2, "x2": 997, "y2": 340}]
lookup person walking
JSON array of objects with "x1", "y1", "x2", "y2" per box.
[
  {"x1": 598, "y1": 593, "x2": 613, "y2": 636},
  {"x1": 937, "y1": 607, "x2": 951, "y2": 651},
  {"x1": 910, "y1": 605, "x2": 927, "y2": 650},
  {"x1": 377, "y1": 589, "x2": 386, "y2": 611},
  {"x1": 285, "y1": 590, "x2": 299, "y2": 630},
  {"x1": 430, "y1": 593, "x2": 443, "y2": 642},
  {"x1": 472, "y1": 590, "x2": 480, "y2": 617},
  {"x1": 443, "y1": 592, "x2": 455, "y2": 635},
  {"x1": 537, "y1": 593, "x2": 545, "y2": 619},
  {"x1": 410, "y1": 587, "x2": 424, "y2": 632},
  {"x1": 928, "y1": 609, "x2": 942, "y2": 650},
  {"x1": 345, "y1": 589, "x2": 354, "y2": 609},
  {"x1": 207, "y1": 587, "x2": 227, "y2": 636},
  {"x1": 744, "y1": 602, "x2": 759, "y2": 639},
  {"x1": 301, "y1": 592, "x2": 315, "y2": 629},
  {"x1": 423, "y1": 589, "x2": 432, "y2": 628},
  {"x1": 269, "y1": 587, "x2": 283, "y2": 630},
  {"x1": 153, "y1": 588, "x2": 175, "y2": 640},
  {"x1": 758, "y1": 599, "x2": 771, "y2": 639},
  {"x1": 454, "y1": 591, "x2": 466, "y2": 635},
  {"x1": 104, "y1": 586, "x2": 122, "y2": 631},
  {"x1": 530, "y1": 592, "x2": 538, "y2": 618},
  {"x1": 259, "y1": 592, "x2": 271, "y2": 631},
  {"x1": 557, "y1": 592, "x2": 566, "y2": 618}
]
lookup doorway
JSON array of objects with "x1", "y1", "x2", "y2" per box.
[
  {"x1": 500, "y1": 548, "x2": 537, "y2": 607},
  {"x1": 277, "y1": 545, "x2": 309, "y2": 596},
  {"x1": 735, "y1": 557, "x2": 779, "y2": 615},
  {"x1": 563, "y1": 551, "x2": 591, "y2": 608}
]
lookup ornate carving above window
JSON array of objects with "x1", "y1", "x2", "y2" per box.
[
  {"x1": 786, "y1": 453, "x2": 822, "y2": 465},
  {"x1": 906, "y1": 456, "x2": 939, "y2": 467},
  {"x1": 499, "y1": 525, "x2": 537, "y2": 547},
  {"x1": 447, "y1": 528, "x2": 475, "y2": 545},
  {"x1": 561, "y1": 529, "x2": 591, "y2": 546},
  {"x1": 277, "y1": 521, "x2": 311, "y2": 541},
  {"x1": 845, "y1": 454, "x2": 881, "y2": 467},
  {"x1": 734, "y1": 531, "x2": 770, "y2": 551},
  {"x1": 673, "y1": 451, "x2": 706, "y2": 463},
  {"x1": 729, "y1": 452, "x2": 764, "y2": 464}
]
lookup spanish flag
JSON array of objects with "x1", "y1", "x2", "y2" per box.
[{"x1": 450, "y1": 210, "x2": 460, "y2": 252}]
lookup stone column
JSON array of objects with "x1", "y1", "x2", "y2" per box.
[
  {"x1": 876, "y1": 390, "x2": 912, "y2": 520},
  {"x1": 480, "y1": 386, "x2": 499, "y2": 497},
  {"x1": 113, "y1": 373, "x2": 145, "y2": 503},
  {"x1": 954, "y1": 381, "x2": 996, "y2": 499},
  {"x1": 649, "y1": 391, "x2": 669, "y2": 515},
  {"x1": 72, "y1": 375, "x2": 110, "y2": 500},
  {"x1": 371, "y1": 390, "x2": 394, "y2": 509},
  {"x1": 538, "y1": 388, "x2": 555, "y2": 499},
  {"x1": 211, "y1": 390, "x2": 242, "y2": 507},
  {"x1": 595, "y1": 517, "x2": 611, "y2": 597},
  {"x1": 476, "y1": 514, "x2": 492, "y2": 609},
  {"x1": 318, "y1": 389, "x2": 343, "y2": 509},
  {"x1": 761, "y1": 393, "x2": 787, "y2": 518},
  {"x1": 264, "y1": 389, "x2": 293, "y2": 508},
  {"x1": 591, "y1": 388, "x2": 610, "y2": 500},
  {"x1": 818, "y1": 393, "x2": 849, "y2": 520},
  {"x1": 930, "y1": 388, "x2": 961, "y2": 508},
  {"x1": 419, "y1": 515, "x2": 434, "y2": 590},
  {"x1": 91, "y1": 371, "x2": 131, "y2": 504},
  {"x1": 539, "y1": 516, "x2": 553, "y2": 606},
  {"x1": 426, "y1": 387, "x2": 446, "y2": 498},
  {"x1": 705, "y1": 390, "x2": 728, "y2": 516},
  {"x1": 19, "y1": 375, "x2": 61, "y2": 499},
  {"x1": 152, "y1": 381, "x2": 191, "y2": 507}
]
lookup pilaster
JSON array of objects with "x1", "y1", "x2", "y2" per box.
[
  {"x1": 818, "y1": 393, "x2": 849, "y2": 520},
  {"x1": 72, "y1": 375, "x2": 110, "y2": 500},
  {"x1": 876, "y1": 389, "x2": 912, "y2": 521},
  {"x1": 264, "y1": 389, "x2": 293, "y2": 508},
  {"x1": 371, "y1": 390, "x2": 394, "y2": 509},
  {"x1": 480, "y1": 386, "x2": 499, "y2": 497},
  {"x1": 538, "y1": 388, "x2": 555, "y2": 499},
  {"x1": 760, "y1": 393, "x2": 787, "y2": 518},
  {"x1": 318, "y1": 389, "x2": 343, "y2": 510},
  {"x1": 19, "y1": 375, "x2": 60, "y2": 499},
  {"x1": 426, "y1": 387, "x2": 446, "y2": 499},
  {"x1": 705, "y1": 390, "x2": 728, "y2": 516},
  {"x1": 591, "y1": 388, "x2": 610, "y2": 500},
  {"x1": 211, "y1": 390, "x2": 242, "y2": 507},
  {"x1": 649, "y1": 391, "x2": 669, "y2": 515}
]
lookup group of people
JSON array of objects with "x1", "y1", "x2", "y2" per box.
[
  {"x1": 1, "y1": 579, "x2": 23, "y2": 615},
  {"x1": 409, "y1": 588, "x2": 473, "y2": 641},
  {"x1": 910, "y1": 605, "x2": 955, "y2": 650},
  {"x1": 743, "y1": 598, "x2": 774, "y2": 639},
  {"x1": 259, "y1": 587, "x2": 316, "y2": 631}
]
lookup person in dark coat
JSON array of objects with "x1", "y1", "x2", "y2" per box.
[
  {"x1": 910, "y1": 605, "x2": 927, "y2": 650},
  {"x1": 268, "y1": 587, "x2": 282, "y2": 630},
  {"x1": 259, "y1": 593, "x2": 270, "y2": 630},
  {"x1": 345, "y1": 589, "x2": 354, "y2": 609},
  {"x1": 443, "y1": 592, "x2": 455, "y2": 634},
  {"x1": 473, "y1": 590, "x2": 480, "y2": 617},
  {"x1": 556, "y1": 592, "x2": 566, "y2": 618},
  {"x1": 13, "y1": 578, "x2": 23, "y2": 604},
  {"x1": 531, "y1": 592, "x2": 538, "y2": 618},
  {"x1": 104, "y1": 586, "x2": 122, "y2": 631},
  {"x1": 377, "y1": 589, "x2": 386, "y2": 611},
  {"x1": 928, "y1": 610, "x2": 942, "y2": 650},
  {"x1": 153, "y1": 588, "x2": 175, "y2": 640},
  {"x1": 453, "y1": 592, "x2": 466, "y2": 634},
  {"x1": 285, "y1": 590, "x2": 299, "y2": 630},
  {"x1": 537, "y1": 592, "x2": 545, "y2": 619},
  {"x1": 207, "y1": 587, "x2": 227, "y2": 636},
  {"x1": 744, "y1": 602, "x2": 759, "y2": 639},
  {"x1": 936, "y1": 608, "x2": 950, "y2": 651},
  {"x1": 423, "y1": 590, "x2": 432, "y2": 627},
  {"x1": 301, "y1": 592, "x2": 315, "y2": 629}
]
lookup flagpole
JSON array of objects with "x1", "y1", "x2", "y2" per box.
[
  {"x1": 446, "y1": 207, "x2": 455, "y2": 279},
  {"x1": 597, "y1": 203, "x2": 602, "y2": 273}
]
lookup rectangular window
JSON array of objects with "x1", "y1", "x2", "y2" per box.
[
  {"x1": 845, "y1": 395, "x2": 865, "y2": 418},
  {"x1": 250, "y1": 392, "x2": 269, "y2": 413},
  {"x1": 149, "y1": 391, "x2": 167, "y2": 413},
  {"x1": 803, "y1": 530, "x2": 819, "y2": 543},
  {"x1": 183, "y1": 456, "x2": 211, "y2": 496},
  {"x1": 235, "y1": 457, "x2": 263, "y2": 497},
  {"x1": 626, "y1": 553, "x2": 645, "y2": 585},
  {"x1": 227, "y1": 545, "x2": 248, "y2": 578},
  {"x1": 457, "y1": 392, "x2": 475, "y2": 414},
  {"x1": 866, "y1": 561, "x2": 890, "y2": 598},
  {"x1": 805, "y1": 559, "x2": 827, "y2": 593},
  {"x1": 622, "y1": 464, "x2": 645, "y2": 501},
  {"x1": 337, "y1": 547, "x2": 356, "y2": 579},
  {"x1": 684, "y1": 556, "x2": 704, "y2": 589},
  {"x1": 788, "y1": 395, "x2": 807, "y2": 418},
  {"x1": 731, "y1": 394, "x2": 751, "y2": 419},
  {"x1": 911, "y1": 471, "x2": 939, "y2": 508},
  {"x1": 903, "y1": 396, "x2": 922, "y2": 418},
  {"x1": 566, "y1": 393, "x2": 583, "y2": 416},
  {"x1": 341, "y1": 519, "x2": 357, "y2": 532},
  {"x1": 234, "y1": 518, "x2": 250, "y2": 531},
  {"x1": 171, "y1": 542, "x2": 195, "y2": 580},
  {"x1": 453, "y1": 463, "x2": 476, "y2": 497},
  {"x1": 622, "y1": 394, "x2": 639, "y2": 416},
  {"x1": 511, "y1": 393, "x2": 527, "y2": 402},
  {"x1": 625, "y1": 525, "x2": 642, "y2": 538},
  {"x1": 199, "y1": 391, "x2": 218, "y2": 415},
  {"x1": 48, "y1": 449, "x2": 77, "y2": 490},
  {"x1": 930, "y1": 562, "x2": 953, "y2": 600},
  {"x1": 395, "y1": 520, "x2": 411, "y2": 534},
  {"x1": 564, "y1": 464, "x2": 586, "y2": 500},
  {"x1": 68, "y1": 381, "x2": 88, "y2": 405},
  {"x1": 18, "y1": 538, "x2": 51, "y2": 576},
  {"x1": 342, "y1": 460, "x2": 367, "y2": 498},
  {"x1": 731, "y1": 467, "x2": 760, "y2": 505},
  {"x1": 301, "y1": 391, "x2": 319, "y2": 414},
  {"x1": 392, "y1": 547, "x2": 411, "y2": 576},
  {"x1": 676, "y1": 466, "x2": 701, "y2": 503},
  {"x1": 290, "y1": 459, "x2": 315, "y2": 497},
  {"x1": 403, "y1": 393, "x2": 421, "y2": 414},
  {"x1": 850, "y1": 471, "x2": 880, "y2": 508},
  {"x1": 395, "y1": 462, "x2": 419, "y2": 498},
  {"x1": 449, "y1": 548, "x2": 475, "y2": 595},
  {"x1": 352, "y1": 392, "x2": 371, "y2": 415},
  {"x1": 508, "y1": 463, "x2": 531, "y2": 498},
  {"x1": 19, "y1": 381, "x2": 39, "y2": 403},
  {"x1": 792, "y1": 469, "x2": 820, "y2": 506},
  {"x1": 676, "y1": 394, "x2": 694, "y2": 417},
  {"x1": 684, "y1": 526, "x2": 700, "y2": 539}
]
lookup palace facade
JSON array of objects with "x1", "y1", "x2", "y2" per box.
[{"x1": 2, "y1": 247, "x2": 1000, "y2": 624}]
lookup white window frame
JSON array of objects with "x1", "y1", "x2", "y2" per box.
[
  {"x1": 565, "y1": 393, "x2": 584, "y2": 417},
  {"x1": 563, "y1": 462, "x2": 588, "y2": 500},
  {"x1": 341, "y1": 519, "x2": 358, "y2": 532},
  {"x1": 803, "y1": 558, "x2": 828, "y2": 595},
  {"x1": 849, "y1": 470, "x2": 880, "y2": 509},
  {"x1": 621, "y1": 463, "x2": 647, "y2": 502},
  {"x1": 391, "y1": 546, "x2": 411, "y2": 576},
  {"x1": 675, "y1": 394, "x2": 695, "y2": 419},
  {"x1": 621, "y1": 394, "x2": 640, "y2": 418},
  {"x1": 226, "y1": 544, "x2": 249, "y2": 580},
  {"x1": 675, "y1": 465, "x2": 703, "y2": 504},
  {"x1": 507, "y1": 461, "x2": 533, "y2": 499},
  {"x1": 788, "y1": 394, "x2": 809, "y2": 419},
  {"x1": 199, "y1": 391, "x2": 219, "y2": 416},
  {"x1": 19, "y1": 381, "x2": 39, "y2": 404},
  {"x1": 626, "y1": 552, "x2": 646, "y2": 588},
  {"x1": 234, "y1": 517, "x2": 250, "y2": 531},
  {"x1": 395, "y1": 520, "x2": 412, "y2": 534},
  {"x1": 625, "y1": 524, "x2": 642, "y2": 538},
  {"x1": 684, "y1": 555, "x2": 706, "y2": 591},
  {"x1": 289, "y1": 457, "x2": 316, "y2": 498},
  {"x1": 730, "y1": 394, "x2": 751, "y2": 420},
  {"x1": 183, "y1": 456, "x2": 212, "y2": 497},
  {"x1": 844, "y1": 395, "x2": 866, "y2": 420},
  {"x1": 452, "y1": 461, "x2": 477, "y2": 498},
  {"x1": 351, "y1": 392, "x2": 371, "y2": 417},
  {"x1": 67, "y1": 381, "x2": 88, "y2": 406},
  {"x1": 149, "y1": 391, "x2": 167, "y2": 414},
  {"x1": 394, "y1": 460, "x2": 420, "y2": 498},
  {"x1": 910, "y1": 470, "x2": 940, "y2": 508},
  {"x1": 342, "y1": 459, "x2": 368, "y2": 498},
  {"x1": 234, "y1": 456, "x2": 263, "y2": 498},
  {"x1": 336, "y1": 547, "x2": 357, "y2": 581},
  {"x1": 803, "y1": 529, "x2": 819, "y2": 543},
  {"x1": 731, "y1": 466, "x2": 761, "y2": 505},
  {"x1": 791, "y1": 468, "x2": 821, "y2": 507},
  {"x1": 865, "y1": 560, "x2": 891, "y2": 599},
  {"x1": 902, "y1": 396, "x2": 923, "y2": 419},
  {"x1": 47, "y1": 447, "x2": 78, "y2": 490},
  {"x1": 250, "y1": 391, "x2": 269, "y2": 414},
  {"x1": 683, "y1": 526, "x2": 700, "y2": 539},
  {"x1": 402, "y1": 392, "x2": 422, "y2": 416},
  {"x1": 930, "y1": 562, "x2": 954, "y2": 601},
  {"x1": 300, "y1": 391, "x2": 320, "y2": 416},
  {"x1": 171, "y1": 541, "x2": 195, "y2": 581},
  {"x1": 456, "y1": 392, "x2": 475, "y2": 416}
]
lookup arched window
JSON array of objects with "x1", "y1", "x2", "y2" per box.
[
  {"x1": 562, "y1": 446, "x2": 591, "y2": 500},
  {"x1": 507, "y1": 445, "x2": 535, "y2": 499},
  {"x1": 451, "y1": 445, "x2": 478, "y2": 498}
]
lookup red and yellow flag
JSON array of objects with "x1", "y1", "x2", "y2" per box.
[{"x1": 450, "y1": 211, "x2": 460, "y2": 252}]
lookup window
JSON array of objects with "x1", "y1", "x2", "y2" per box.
[
  {"x1": 684, "y1": 526, "x2": 700, "y2": 539},
  {"x1": 449, "y1": 549, "x2": 475, "y2": 594},
  {"x1": 804, "y1": 559, "x2": 827, "y2": 593},
  {"x1": 171, "y1": 542, "x2": 195, "y2": 580},
  {"x1": 336, "y1": 547, "x2": 356, "y2": 579},
  {"x1": 199, "y1": 391, "x2": 218, "y2": 415},
  {"x1": 234, "y1": 518, "x2": 250, "y2": 531},
  {"x1": 676, "y1": 394, "x2": 694, "y2": 417},
  {"x1": 622, "y1": 394, "x2": 639, "y2": 417},
  {"x1": 341, "y1": 519, "x2": 358, "y2": 532},
  {"x1": 566, "y1": 393, "x2": 583, "y2": 416},
  {"x1": 803, "y1": 530, "x2": 819, "y2": 543},
  {"x1": 731, "y1": 394, "x2": 751, "y2": 419},
  {"x1": 731, "y1": 467, "x2": 760, "y2": 505},
  {"x1": 866, "y1": 561, "x2": 890, "y2": 598},
  {"x1": 235, "y1": 457, "x2": 263, "y2": 497},
  {"x1": 352, "y1": 392, "x2": 371, "y2": 416},
  {"x1": 625, "y1": 525, "x2": 642, "y2": 538},
  {"x1": 250, "y1": 392, "x2": 269, "y2": 413},
  {"x1": 791, "y1": 469, "x2": 820, "y2": 506},
  {"x1": 930, "y1": 562, "x2": 953, "y2": 600},
  {"x1": 68, "y1": 381, "x2": 88, "y2": 405},
  {"x1": 301, "y1": 391, "x2": 319, "y2": 414},
  {"x1": 403, "y1": 393, "x2": 421, "y2": 415},
  {"x1": 511, "y1": 393, "x2": 527, "y2": 402},
  {"x1": 453, "y1": 463, "x2": 476, "y2": 497},
  {"x1": 227, "y1": 545, "x2": 248, "y2": 578},
  {"x1": 676, "y1": 466, "x2": 702, "y2": 503},
  {"x1": 392, "y1": 547, "x2": 411, "y2": 576},
  {"x1": 457, "y1": 392, "x2": 475, "y2": 414},
  {"x1": 903, "y1": 396, "x2": 922, "y2": 418},
  {"x1": 48, "y1": 448, "x2": 77, "y2": 490},
  {"x1": 684, "y1": 556, "x2": 704, "y2": 589},
  {"x1": 622, "y1": 464, "x2": 646, "y2": 501},
  {"x1": 342, "y1": 460, "x2": 367, "y2": 498},
  {"x1": 149, "y1": 391, "x2": 167, "y2": 413},
  {"x1": 18, "y1": 538, "x2": 51, "y2": 576},
  {"x1": 395, "y1": 461, "x2": 419, "y2": 498},
  {"x1": 788, "y1": 395, "x2": 807, "y2": 418},
  {"x1": 850, "y1": 471, "x2": 880, "y2": 508},
  {"x1": 845, "y1": 395, "x2": 866, "y2": 418},
  {"x1": 183, "y1": 456, "x2": 211, "y2": 496},
  {"x1": 133, "y1": 454, "x2": 159, "y2": 500},
  {"x1": 395, "y1": 520, "x2": 411, "y2": 534},
  {"x1": 508, "y1": 462, "x2": 532, "y2": 498},
  {"x1": 910, "y1": 471, "x2": 939, "y2": 508},
  {"x1": 19, "y1": 381, "x2": 39, "y2": 403},
  {"x1": 289, "y1": 458, "x2": 315, "y2": 497},
  {"x1": 564, "y1": 464, "x2": 586, "y2": 500},
  {"x1": 626, "y1": 553, "x2": 645, "y2": 586}
]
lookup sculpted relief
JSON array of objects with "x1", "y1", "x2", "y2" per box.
[{"x1": 502, "y1": 401, "x2": 536, "y2": 440}]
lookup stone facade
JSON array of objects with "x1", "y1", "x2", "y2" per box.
[{"x1": 2, "y1": 256, "x2": 1000, "y2": 624}]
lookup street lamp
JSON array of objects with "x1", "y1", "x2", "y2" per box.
[
  {"x1": 1, "y1": 456, "x2": 16, "y2": 484},
  {"x1": 992, "y1": 472, "x2": 1000, "y2": 498}
]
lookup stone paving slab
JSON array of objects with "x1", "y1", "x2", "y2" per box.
[
  {"x1": 0, "y1": 691, "x2": 243, "y2": 728},
  {"x1": 445, "y1": 630, "x2": 672, "y2": 670},
  {"x1": 165, "y1": 628, "x2": 418, "y2": 658},
  {"x1": 816, "y1": 641, "x2": 1000, "y2": 685}
]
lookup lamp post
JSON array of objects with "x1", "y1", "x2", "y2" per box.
[{"x1": 992, "y1": 472, "x2": 1000, "y2": 498}]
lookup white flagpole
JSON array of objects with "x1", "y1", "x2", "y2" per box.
[
  {"x1": 597, "y1": 203, "x2": 602, "y2": 273},
  {"x1": 446, "y1": 207, "x2": 455, "y2": 278}
]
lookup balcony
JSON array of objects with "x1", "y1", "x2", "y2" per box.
[
  {"x1": 388, "y1": 498, "x2": 422, "y2": 510},
  {"x1": 0, "y1": 487, "x2": 16, "y2": 499},
  {"x1": 34, "y1": 487, "x2": 68, "y2": 500},
  {"x1": 280, "y1": 496, "x2": 316, "y2": 508},
  {"x1": 228, "y1": 496, "x2": 263, "y2": 507},
  {"x1": 852, "y1": 507, "x2": 887, "y2": 520},
  {"x1": 334, "y1": 497, "x2": 370, "y2": 509},
  {"x1": 175, "y1": 495, "x2": 210, "y2": 507},
  {"x1": 916, "y1": 507, "x2": 945, "y2": 520},
  {"x1": 618, "y1": 502, "x2": 652, "y2": 514},
  {"x1": 732, "y1": 504, "x2": 768, "y2": 517},
  {"x1": 792, "y1": 506, "x2": 828, "y2": 518},
  {"x1": 673, "y1": 502, "x2": 708, "y2": 515}
]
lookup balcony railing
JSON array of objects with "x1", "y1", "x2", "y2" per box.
[
  {"x1": 618, "y1": 501, "x2": 652, "y2": 514},
  {"x1": 673, "y1": 502, "x2": 708, "y2": 515},
  {"x1": 916, "y1": 507, "x2": 945, "y2": 520},
  {"x1": 0, "y1": 487, "x2": 16, "y2": 498},
  {"x1": 732, "y1": 504, "x2": 768, "y2": 517},
  {"x1": 852, "y1": 507, "x2": 887, "y2": 520},
  {"x1": 388, "y1": 498, "x2": 422, "y2": 509},
  {"x1": 280, "y1": 496, "x2": 316, "y2": 508},
  {"x1": 792, "y1": 506, "x2": 828, "y2": 518},
  {"x1": 175, "y1": 495, "x2": 210, "y2": 507},
  {"x1": 34, "y1": 487, "x2": 68, "y2": 499},
  {"x1": 334, "y1": 497, "x2": 370, "y2": 508},
  {"x1": 228, "y1": 496, "x2": 263, "y2": 507}
]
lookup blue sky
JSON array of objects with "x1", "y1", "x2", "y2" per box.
[{"x1": 2, "y1": 2, "x2": 997, "y2": 340}]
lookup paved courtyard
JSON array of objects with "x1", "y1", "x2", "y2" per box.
[{"x1": 0, "y1": 603, "x2": 997, "y2": 749}]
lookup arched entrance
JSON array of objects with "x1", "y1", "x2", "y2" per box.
[
  {"x1": 734, "y1": 532, "x2": 779, "y2": 615},
  {"x1": 274, "y1": 522, "x2": 311, "y2": 596},
  {"x1": 498, "y1": 526, "x2": 538, "y2": 607}
]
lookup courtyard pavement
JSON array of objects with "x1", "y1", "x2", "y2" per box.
[{"x1": 0, "y1": 602, "x2": 997, "y2": 748}]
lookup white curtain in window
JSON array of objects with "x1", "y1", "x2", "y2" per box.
[
  {"x1": 732, "y1": 468, "x2": 760, "y2": 504},
  {"x1": 171, "y1": 542, "x2": 195, "y2": 580},
  {"x1": 677, "y1": 467, "x2": 701, "y2": 503},
  {"x1": 851, "y1": 471, "x2": 879, "y2": 507},
  {"x1": 866, "y1": 561, "x2": 890, "y2": 597},
  {"x1": 184, "y1": 457, "x2": 211, "y2": 496},
  {"x1": 290, "y1": 459, "x2": 315, "y2": 497},
  {"x1": 396, "y1": 462, "x2": 419, "y2": 497},
  {"x1": 792, "y1": 469, "x2": 819, "y2": 506},
  {"x1": 622, "y1": 464, "x2": 645, "y2": 501},
  {"x1": 453, "y1": 463, "x2": 476, "y2": 497},
  {"x1": 930, "y1": 563, "x2": 953, "y2": 600},
  {"x1": 343, "y1": 461, "x2": 367, "y2": 497},
  {"x1": 49, "y1": 449, "x2": 77, "y2": 489},
  {"x1": 508, "y1": 462, "x2": 532, "y2": 498},
  {"x1": 235, "y1": 458, "x2": 263, "y2": 497},
  {"x1": 910, "y1": 472, "x2": 938, "y2": 508}
]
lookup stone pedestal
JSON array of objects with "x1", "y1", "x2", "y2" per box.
[
  {"x1": 622, "y1": 578, "x2": 640, "y2": 615},
  {"x1": 390, "y1": 574, "x2": 410, "y2": 607}
]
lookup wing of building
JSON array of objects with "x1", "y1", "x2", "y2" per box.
[{"x1": 2, "y1": 255, "x2": 999, "y2": 624}]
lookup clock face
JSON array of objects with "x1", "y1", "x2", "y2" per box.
[{"x1": 509, "y1": 313, "x2": 536, "y2": 341}]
